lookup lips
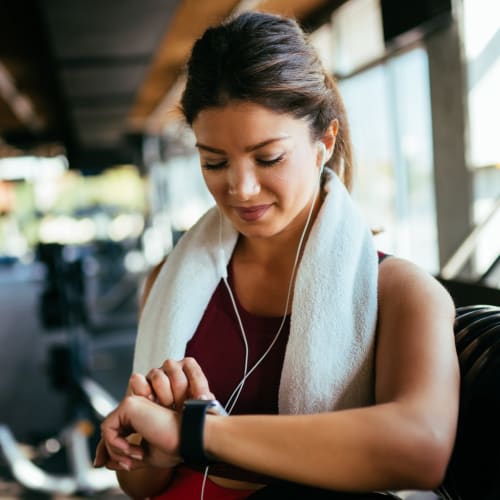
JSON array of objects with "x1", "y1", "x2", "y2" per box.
[{"x1": 234, "y1": 204, "x2": 271, "y2": 222}]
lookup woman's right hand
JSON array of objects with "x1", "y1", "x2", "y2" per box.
[
  {"x1": 138, "y1": 356, "x2": 215, "y2": 409},
  {"x1": 95, "y1": 393, "x2": 181, "y2": 471},
  {"x1": 94, "y1": 357, "x2": 214, "y2": 472}
]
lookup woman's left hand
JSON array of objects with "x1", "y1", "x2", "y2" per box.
[{"x1": 143, "y1": 356, "x2": 215, "y2": 410}]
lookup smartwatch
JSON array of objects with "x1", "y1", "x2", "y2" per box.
[{"x1": 180, "y1": 399, "x2": 227, "y2": 467}]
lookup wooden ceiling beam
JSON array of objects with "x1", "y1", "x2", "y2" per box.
[{"x1": 257, "y1": 0, "x2": 333, "y2": 22}]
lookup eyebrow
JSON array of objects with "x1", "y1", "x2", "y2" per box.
[{"x1": 195, "y1": 136, "x2": 291, "y2": 154}]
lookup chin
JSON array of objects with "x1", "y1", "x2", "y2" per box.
[{"x1": 235, "y1": 222, "x2": 284, "y2": 240}]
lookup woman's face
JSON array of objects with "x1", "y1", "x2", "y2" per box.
[{"x1": 192, "y1": 101, "x2": 323, "y2": 240}]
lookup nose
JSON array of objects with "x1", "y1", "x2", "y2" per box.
[{"x1": 228, "y1": 166, "x2": 260, "y2": 199}]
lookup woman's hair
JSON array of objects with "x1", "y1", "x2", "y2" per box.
[{"x1": 180, "y1": 11, "x2": 354, "y2": 190}]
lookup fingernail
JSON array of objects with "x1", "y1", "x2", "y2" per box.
[
  {"x1": 118, "y1": 461, "x2": 130, "y2": 471},
  {"x1": 130, "y1": 454, "x2": 142, "y2": 460},
  {"x1": 199, "y1": 394, "x2": 210, "y2": 400}
]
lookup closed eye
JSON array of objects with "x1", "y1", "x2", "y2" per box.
[
  {"x1": 202, "y1": 160, "x2": 227, "y2": 170},
  {"x1": 256, "y1": 154, "x2": 285, "y2": 167}
]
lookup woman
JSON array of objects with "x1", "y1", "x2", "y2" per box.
[{"x1": 94, "y1": 11, "x2": 459, "y2": 500}]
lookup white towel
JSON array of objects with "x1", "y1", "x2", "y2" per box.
[{"x1": 133, "y1": 170, "x2": 379, "y2": 414}]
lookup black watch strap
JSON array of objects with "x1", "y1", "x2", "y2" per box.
[{"x1": 180, "y1": 399, "x2": 226, "y2": 467}]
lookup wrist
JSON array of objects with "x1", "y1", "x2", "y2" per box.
[{"x1": 203, "y1": 414, "x2": 218, "y2": 461}]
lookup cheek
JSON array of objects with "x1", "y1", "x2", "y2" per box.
[
  {"x1": 275, "y1": 155, "x2": 316, "y2": 195},
  {"x1": 268, "y1": 176, "x2": 290, "y2": 200}
]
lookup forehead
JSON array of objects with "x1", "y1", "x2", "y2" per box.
[{"x1": 192, "y1": 101, "x2": 312, "y2": 148}]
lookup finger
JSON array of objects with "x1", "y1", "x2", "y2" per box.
[
  {"x1": 100, "y1": 400, "x2": 144, "y2": 460},
  {"x1": 161, "y1": 359, "x2": 190, "y2": 409},
  {"x1": 103, "y1": 460, "x2": 126, "y2": 471},
  {"x1": 147, "y1": 367, "x2": 175, "y2": 407},
  {"x1": 129, "y1": 373, "x2": 154, "y2": 400},
  {"x1": 182, "y1": 357, "x2": 214, "y2": 401},
  {"x1": 93, "y1": 438, "x2": 109, "y2": 468},
  {"x1": 104, "y1": 456, "x2": 144, "y2": 472},
  {"x1": 100, "y1": 431, "x2": 132, "y2": 461},
  {"x1": 101, "y1": 435, "x2": 144, "y2": 465},
  {"x1": 97, "y1": 452, "x2": 134, "y2": 471}
]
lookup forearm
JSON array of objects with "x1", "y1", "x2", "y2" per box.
[
  {"x1": 205, "y1": 403, "x2": 453, "y2": 492},
  {"x1": 116, "y1": 466, "x2": 173, "y2": 500}
]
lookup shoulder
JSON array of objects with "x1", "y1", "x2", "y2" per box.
[{"x1": 377, "y1": 255, "x2": 455, "y2": 320}]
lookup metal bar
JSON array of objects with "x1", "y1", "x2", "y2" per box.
[{"x1": 440, "y1": 198, "x2": 500, "y2": 280}]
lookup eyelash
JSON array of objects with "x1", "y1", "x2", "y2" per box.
[
  {"x1": 202, "y1": 154, "x2": 285, "y2": 171},
  {"x1": 258, "y1": 154, "x2": 285, "y2": 167},
  {"x1": 202, "y1": 160, "x2": 227, "y2": 170}
]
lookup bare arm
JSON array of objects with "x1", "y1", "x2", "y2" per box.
[{"x1": 202, "y1": 257, "x2": 459, "y2": 492}]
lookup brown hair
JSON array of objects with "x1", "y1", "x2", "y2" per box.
[{"x1": 181, "y1": 11, "x2": 354, "y2": 190}]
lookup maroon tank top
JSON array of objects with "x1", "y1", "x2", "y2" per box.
[{"x1": 186, "y1": 261, "x2": 290, "y2": 414}]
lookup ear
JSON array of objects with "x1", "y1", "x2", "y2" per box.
[{"x1": 319, "y1": 119, "x2": 339, "y2": 164}]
